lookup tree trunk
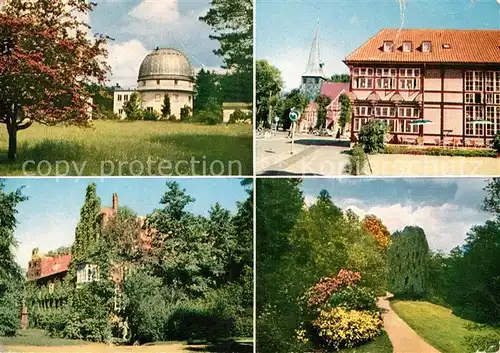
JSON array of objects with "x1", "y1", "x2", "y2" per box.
[{"x1": 7, "y1": 124, "x2": 17, "y2": 161}]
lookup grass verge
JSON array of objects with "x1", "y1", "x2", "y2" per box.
[
  {"x1": 391, "y1": 300, "x2": 500, "y2": 353},
  {"x1": 339, "y1": 332, "x2": 392, "y2": 353},
  {"x1": 0, "y1": 121, "x2": 253, "y2": 176}
]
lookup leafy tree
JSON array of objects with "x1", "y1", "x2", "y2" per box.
[
  {"x1": 101, "y1": 206, "x2": 142, "y2": 262},
  {"x1": 314, "y1": 94, "x2": 332, "y2": 129},
  {"x1": 362, "y1": 215, "x2": 391, "y2": 250},
  {"x1": 281, "y1": 89, "x2": 308, "y2": 130},
  {"x1": 123, "y1": 92, "x2": 143, "y2": 120},
  {"x1": 194, "y1": 69, "x2": 221, "y2": 112},
  {"x1": 358, "y1": 120, "x2": 389, "y2": 154},
  {"x1": 0, "y1": 182, "x2": 26, "y2": 336},
  {"x1": 338, "y1": 93, "x2": 352, "y2": 134},
  {"x1": 256, "y1": 60, "x2": 283, "y2": 124},
  {"x1": 219, "y1": 71, "x2": 252, "y2": 103},
  {"x1": 0, "y1": 0, "x2": 109, "y2": 160},
  {"x1": 482, "y1": 178, "x2": 500, "y2": 217},
  {"x1": 199, "y1": 0, "x2": 252, "y2": 73},
  {"x1": 161, "y1": 95, "x2": 171, "y2": 117},
  {"x1": 329, "y1": 74, "x2": 350, "y2": 83},
  {"x1": 388, "y1": 226, "x2": 430, "y2": 299},
  {"x1": 71, "y1": 183, "x2": 102, "y2": 266}
]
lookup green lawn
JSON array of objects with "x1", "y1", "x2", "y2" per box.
[
  {"x1": 339, "y1": 332, "x2": 392, "y2": 353},
  {"x1": 0, "y1": 329, "x2": 253, "y2": 352},
  {"x1": 391, "y1": 300, "x2": 500, "y2": 353},
  {"x1": 0, "y1": 121, "x2": 253, "y2": 176},
  {"x1": 0, "y1": 329, "x2": 87, "y2": 346}
]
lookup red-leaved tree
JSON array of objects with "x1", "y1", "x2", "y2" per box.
[{"x1": 0, "y1": 0, "x2": 109, "y2": 160}]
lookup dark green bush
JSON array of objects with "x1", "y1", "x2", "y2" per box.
[
  {"x1": 0, "y1": 282, "x2": 22, "y2": 336},
  {"x1": 492, "y1": 131, "x2": 500, "y2": 153},
  {"x1": 122, "y1": 271, "x2": 171, "y2": 344},
  {"x1": 228, "y1": 109, "x2": 250, "y2": 124},
  {"x1": 143, "y1": 111, "x2": 160, "y2": 121},
  {"x1": 328, "y1": 286, "x2": 378, "y2": 312},
  {"x1": 45, "y1": 309, "x2": 69, "y2": 337},
  {"x1": 190, "y1": 111, "x2": 222, "y2": 125},
  {"x1": 343, "y1": 144, "x2": 367, "y2": 175},
  {"x1": 180, "y1": 106, "x2": 191, "y2": 121},
  {"x1": 358, "y1": 120, "x2": 389, "y2": 154}
]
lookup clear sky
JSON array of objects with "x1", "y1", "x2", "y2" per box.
[
  {"x1": 302, "y1": 178, "x2": 494, "y2": 253},
  {"x1": 256, "y1": 0, "x2": 500, "y2": 90},
  {"x1": 4, "y1": 178, "x2": 247, "y2": 269},
  {"x1": 89, "y1": 0, "x2": 223, "y2": 88}
]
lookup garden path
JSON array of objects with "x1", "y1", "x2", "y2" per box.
[{"x1": 377, "y1": 294, "x2": 442, "y2": 353}]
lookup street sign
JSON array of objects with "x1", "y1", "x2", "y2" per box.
[{"x1": 289, "y1": 109, "x2": 300, "y2": 122}]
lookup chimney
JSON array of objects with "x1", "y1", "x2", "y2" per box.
[{"x1": 112, "y1": 193, "x2": 119, "y2": 214}]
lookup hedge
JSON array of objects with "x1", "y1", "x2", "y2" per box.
[{"x1": 383, "y1": 146, "x2": 497, "y2": 158}]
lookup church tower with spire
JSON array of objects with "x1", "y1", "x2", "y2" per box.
[{"x1": 300, "y1": 21, "x2": 326, "y2": 101}]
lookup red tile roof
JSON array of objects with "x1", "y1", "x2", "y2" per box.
[
  {"x1": 344, "y1": 29, "x2": 500, "y2": 64},
  {"x1": 320, "y1": 82, "x2": 349, "y2": 100},
  {"x1": 40, "y1": 254, "x2": 71, "y2": 278}
]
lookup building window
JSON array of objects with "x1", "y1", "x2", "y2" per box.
[
  {"x1": 375, "y1": 106, "x2": 396, "y2": 117},
  {"x1": 398, "y1": 107, "x2": 418, "y2": 118},
  {"x1": 188, "y1": 96, "x2": 191, "y2": 102},
  {"x1": 352, "y1": 68, "x2": 373, "y2": 89},
  {"x1": 117, "y1": 95, "x2": 122, "y2": 101},
  {"x1": 402, "y1": 41, "x2": 412, "y2": 52},
  {"x1": 124, "y1": 95, "x2": 129, "y2": 101},
  {"x1": 174, "y1": 94, "x2": 179, "y2": 102},
  {"x1": 465, "y1": 105, "x2": 484, "y2": 135},
  {"x1": 383, "y1": 41, "x2": 393, "y2": 52},
  {"x1": 465, "y1": 71, "x2": 484, "y2": 92},
  {"x1": 157, "y1": 80, "x2": 160, "y2": 85},
  {"x1": 422, "y1": 41, "x2": 431, "y2": 52},
  {"x1": 174, "y1": 79, "x2": 178, "y2": 85},
  {"x1": 375, "y1": 68, "x2": 397, "y2": 90},
  {"x1": 486, "y1": 72, "x2": 495, "y2": 92},
  {"x1": 118, "y1": 109, "x2": 123, "y2": 115},
  {"x1": 442, "y1": 43, "x2": 451, "y2": 49},
  {"x1": 146, "y1": 107, "x2": 153, "y2": 112},
  {"x1": 355, "y1": 106, "x2": 372, "y2": 116},
  {"x1": 155, "y1": 94, "x2": 161, "y2": 102},
  {"x1": 48, "y1": 283, "x2": 55, "y2": 294},
  {"x1": 76, "y1": 263, "x2": 100, "y2": 284}
]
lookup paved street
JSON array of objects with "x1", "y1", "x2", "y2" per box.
[{"x1": 256, "y1": 132, "x2": 500, "y2": 176}]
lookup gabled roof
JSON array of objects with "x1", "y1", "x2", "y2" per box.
[
  {"x1": 320, "y1": 82, "x2": 349, "y2": 100},
  {"x1": 29, "y1": 254, "x2": 72, "y2": 280},
  {"x1": 344, "y1": 29, "x2": 500, "y2": 64}
]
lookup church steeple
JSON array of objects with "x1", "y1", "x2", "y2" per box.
[
  {"x1": 303, "y1": 19, "x2": 325, "y2": 78},
  {"x1": 300, "y1": 18, "x2": 326, "y2": 101}
]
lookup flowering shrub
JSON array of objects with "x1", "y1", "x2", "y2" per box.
[
  {"x1": 312, "y1": 307, "x2": 382, "y2": 350},
  {"x1": 304, "y1": 270, "x2": 361, "y2": 307},
  {"x1": 328, "y1": 286, "x2": 378, "y2": 312}
]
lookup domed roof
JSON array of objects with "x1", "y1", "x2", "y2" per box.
[{"x1": 138, "y1": 47, "x2": 193, "y2": 81}]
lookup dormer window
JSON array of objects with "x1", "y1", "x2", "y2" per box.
[
  {"x1": 403, "y1": 41, "x2": 412, "y2": 53},
  {"x1": 442, "y1": 43, "x2": 451, "y2": 49},
  {"x1": 422, "y1": 41, "x2": 432, "y2": 52},
  {"x1": 383, "y1": 41, "x2": 394, "y2": 52}
]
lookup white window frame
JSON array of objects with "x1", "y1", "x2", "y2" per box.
[
  {"x1": 422, "y1": 41, "x2": 431, "y2": 52},
  {"x1": 76, "y1": 263, "x2": 100, "y2": 284},
  {"x1": 402, "y1": 41, "x2": 412, "y2": 53},
  {"x1": 123, "y1": 95, "x2": 129, "y2": 102},
  {"x1": 383, "y1": 41, "x2": 394, "y2": 52},
  {"x1": 352, "y1": 67, "x2": 374, "y2": 89},
  {"x1": 117, "y1": 95, "x2": 122, "y2": 102},
  {"x1": 155, "y1": 94, "x2": 161, "y2": 102}
]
